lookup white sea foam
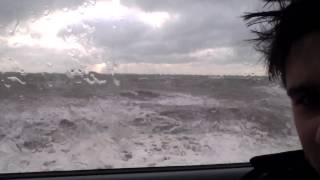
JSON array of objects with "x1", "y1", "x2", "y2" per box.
[
  {"x1": 0, "y1": 130, "x2": 300, "y2": 172},
  {"x1": 254, "y1": 85, "x2": 286, "y2": 96},
  {"x1": 0, "y1": 76, "x2": 300, "y2": 173},
  {"x1": 0, "y1": 93, "x2": 301, "y2": 173},
  {"x1": 156, "y1": 93, "x2": 220, "y2": 106}
]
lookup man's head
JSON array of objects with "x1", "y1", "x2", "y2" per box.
[{"x1": 244, "y1": 0, "x2": 320, "y2": 173}]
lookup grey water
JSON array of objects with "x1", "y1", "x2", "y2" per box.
[{"x1": 0, "y1": 73, "x2": 300, "y2": 173}]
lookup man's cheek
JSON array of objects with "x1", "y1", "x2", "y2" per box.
[
  {"x1": 293, "y1": 112, "x2": 320, "y2": 147},
  {"x1": 315, "y1": 125, "x2": 320, "y2": 144},
  {"x1": 304, "y1": 116, "x2": 320, "y2": 145},
  {"x1": 298, "y1": 117, "x2": 320, "y2": 150}
]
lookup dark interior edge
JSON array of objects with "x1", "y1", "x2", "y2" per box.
[{"x1": 0, "y1": 163, "x2": 251, "y2": 179}]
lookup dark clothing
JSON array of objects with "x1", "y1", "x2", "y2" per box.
[{"x1": 242, "y1": 150, "x2": 320, "y2": 180}]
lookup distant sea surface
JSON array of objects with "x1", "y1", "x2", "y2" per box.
[{"x1": 0, "y1": 73, "x2": 300, "y2": 173}]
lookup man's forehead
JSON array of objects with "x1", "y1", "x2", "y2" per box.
[{"x1": 286, "y1": 32, "x2": 320, "y2": 91}]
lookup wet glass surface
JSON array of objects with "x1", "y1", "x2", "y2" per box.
[{"x1": 0, "y1": 0, "x2": 300, "y2": 173}]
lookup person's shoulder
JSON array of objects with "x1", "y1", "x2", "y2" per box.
[{"x1": 242, "y1": 150, "x2": 320, "y2": 180}]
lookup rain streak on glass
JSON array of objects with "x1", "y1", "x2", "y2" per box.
[{"x1": 0, "y1": 0, "x2": 300, "y2": 174}]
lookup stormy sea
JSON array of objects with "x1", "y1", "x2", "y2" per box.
[{"x1": 0, "y1": 72, "x2": 300, "y2": 173}]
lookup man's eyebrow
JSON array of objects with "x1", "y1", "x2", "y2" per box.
[{"x1": 287, "y1": 84, "x2": 320, "y2": 98}]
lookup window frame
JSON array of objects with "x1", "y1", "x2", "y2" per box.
[{"x1": 0, "y1": 163, "x2": 251, "y2": 179}]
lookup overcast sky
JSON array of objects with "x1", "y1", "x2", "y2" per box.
[{"x1": 0, "y1": 0, "x2": 265, "y2": 75}]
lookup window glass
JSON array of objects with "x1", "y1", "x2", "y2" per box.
[{"x1": 0, "y1": 0, "x2": 300, "y2": 173}]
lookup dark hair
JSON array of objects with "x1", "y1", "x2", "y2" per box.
[{"x1": 243, "y1": 0, "x2": 320, "y2": 86}]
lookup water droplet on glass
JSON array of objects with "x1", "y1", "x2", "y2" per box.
[
  {"x1": 18, "y1": 28, "x2": 27, "y2": 34},
  {"x1": 31, "y1": 33, "x2": 41, "y2": 39},
  {"x1": 43, "y1": 10, "x2": 50, "y2": 16},
  {"x1": 8, "y1": 30, "x2": 14, "y2": 36},
  {"x1": 78, "y1": 8, "x2": 85, "y2": 15},
  {"x1": 19, "y1": 95, "x2": 24, "y2": 100},
  {"x1": 84, "y1": 73, "x2": 107, "y2": 85},
  {"x1": 30, "y1": 18, "x2": 37, "y2": 23},
  {"x1": 79, "y1": 32, "x2": 87, "y2": 38},
  {"x1": 82, "y1": 23, "x2": 88, "y2": 29},
  {"x1": 68, "y1": 52, "x2": 75, "y2": 58},
  {"x1": 47, "y1": 63, "x2": 53, "y2": 67},
  {"x1": 113, "y1": 78, "x2": 120, "y2": 87},
  {"x1": 48, "y1": 83, "x2": 53, "y2": 88},
  {"x1": 83, "y1": 2, "x2": 89, "y2": 7},
  {"x1": 19, "y1": 69, "x2": 27, "y2": 76},
  {"x1": 82, "y1": 23, "x2": 95, "y2": 34},
  {"x1": 66, "y1": 27, "x2": 73, "y2": 33},
  {"x1": 7, "y1": 77, "x2": 26, "y2": 85},
  {"x1": 88, "y1": 0, "x2": 96, "y2": 6}
]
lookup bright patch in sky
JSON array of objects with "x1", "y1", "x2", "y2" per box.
[
  {"x1": 138, "y1": 12, "x2": 170, "y2": 28},
  {"x1": 88, "y1": 63, "x2": 107, "y2": 73},
  {"x1": 189, "y1": 48, "x2": 235, "y2": 61},
  {"x1": 5, "y1": 0, "x2": 172, "y2": 51}
]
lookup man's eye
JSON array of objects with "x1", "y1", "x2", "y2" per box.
[{"x1": 293, "y1": 93, "x2": 320, "y2": 109}]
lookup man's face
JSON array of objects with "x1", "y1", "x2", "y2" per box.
[{"x1": 286, "y1": 32, "x2": 320, "y2": 172}]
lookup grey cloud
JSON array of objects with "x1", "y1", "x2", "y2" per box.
[
  {"x1": 0, "y1": 0, "x2": 264, "y2": 74},
  {"x1": 0, "y1": 0, "x2": 85, "y2": 34},
  {"x1": 57, "y1": 0, "x2": 261, "y2": 64}
]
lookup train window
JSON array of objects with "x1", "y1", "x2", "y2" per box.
[{"x1": 0, "y1": 0, "x2": 300, "y2": 173}]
